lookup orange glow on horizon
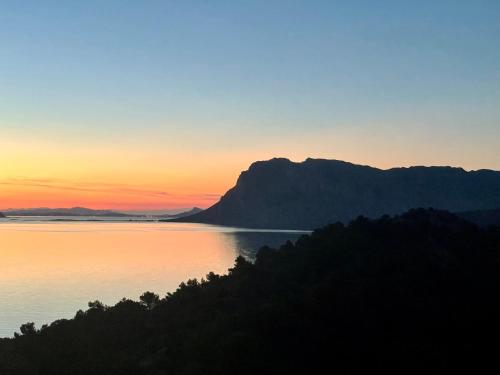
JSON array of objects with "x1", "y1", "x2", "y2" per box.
[
  {"x1": 2, "y1": 125, "x2": 498, "y2": 210},
  {"x1": 0, "y1": 137, "x2": 237, "y2": 210},
  {"x1": 0, "y1": 179, "x2": 223, "y2": 210}
]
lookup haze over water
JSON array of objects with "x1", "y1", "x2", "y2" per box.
[{"x1": 0, "y1": 220, "x2": 305, "y2": 337}]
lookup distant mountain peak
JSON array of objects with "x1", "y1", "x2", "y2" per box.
[{"x1": 4, "y1": 207, "x2": 130, "y2": 217}]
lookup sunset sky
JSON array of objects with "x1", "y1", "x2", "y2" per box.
[{"x1": 1, "y1": 1, "x2": 499, "y2": 210}]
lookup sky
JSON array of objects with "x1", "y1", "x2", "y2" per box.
[{"x1": 1, "y1": 0, "x2": 499, "y2": 210}]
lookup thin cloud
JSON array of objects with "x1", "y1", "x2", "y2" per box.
[
  {"x1": 0, "y1": 178, "x2": 220, "y2": 201},
  {"x1": 0, "y1": 179, "x2": 169, "y2": 197}
]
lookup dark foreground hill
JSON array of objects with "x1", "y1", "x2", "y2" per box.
[
  {"x1": 1, "y1": 209, "x2": 500, "y2": 374},
  {"x1": 176, "y1": 158, "x2": 500, "y2": 229}
]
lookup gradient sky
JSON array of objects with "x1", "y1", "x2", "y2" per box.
[{"x1": 1, "y1": 0, "x2": 499, "y2": 209}]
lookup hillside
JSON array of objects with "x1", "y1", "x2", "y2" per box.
[
  {"x1": 177, "y1": 158, "x2": 500, "y2": 229},
  {"x1": 1, "y1": 209, "x2": 499, "y2": 374},
  {"x1": 158, "y1": 207, "x2": 203, "y2": 220}
]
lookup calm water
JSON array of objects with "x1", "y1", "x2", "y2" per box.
[{"x1": 0, "y1": 220, "x2": 306, "y2": 337}]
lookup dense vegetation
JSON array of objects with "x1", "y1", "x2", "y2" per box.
[{"x1": 1, "y1": 209, "x2": 500, "y2": 374}]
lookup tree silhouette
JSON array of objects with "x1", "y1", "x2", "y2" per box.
[
  {"x1": 139, "y1": 291, "x2": 160, "y2": 310},
  {"x1": 19, "y1": 322, "x2": 36, "y2": 336},
  {"x1": 88, "y1": 300, "x2": 106, "y2": 311}
]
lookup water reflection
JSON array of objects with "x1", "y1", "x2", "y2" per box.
[
  {"x1": 0, "y1": 221, "x2": 306, "y2": 337},
  {"x1": 228, "y1": 231, "x2": 306, "y2": 260}
]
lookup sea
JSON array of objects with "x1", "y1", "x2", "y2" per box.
[{"x1": 0, "y1": 216, "x2": 307, "y2": 337}]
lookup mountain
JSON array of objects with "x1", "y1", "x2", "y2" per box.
[
  {"x1": 176, "y1": 158, "x2": 500, "y2": 229},
  {"x1": 5, "y1": 207, "x2": 131, "y2": 217},
  {"x1": 458, "y1": 208, "x2": 500, "y2": 227},
  {"x1": 158, "y1": 207, "x2": 203, "y2": 219},
  {"x1": 0, "y1": 212, "x2": 5, "y2": 218}
]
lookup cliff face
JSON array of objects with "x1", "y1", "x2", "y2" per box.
[{"x1": 179, "y1": 158, "x2": 500, "y2": 229}]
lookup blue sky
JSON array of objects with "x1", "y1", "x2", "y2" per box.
[{"x1": 1, "y1": 0, "x2": 499, "y2": 207}]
